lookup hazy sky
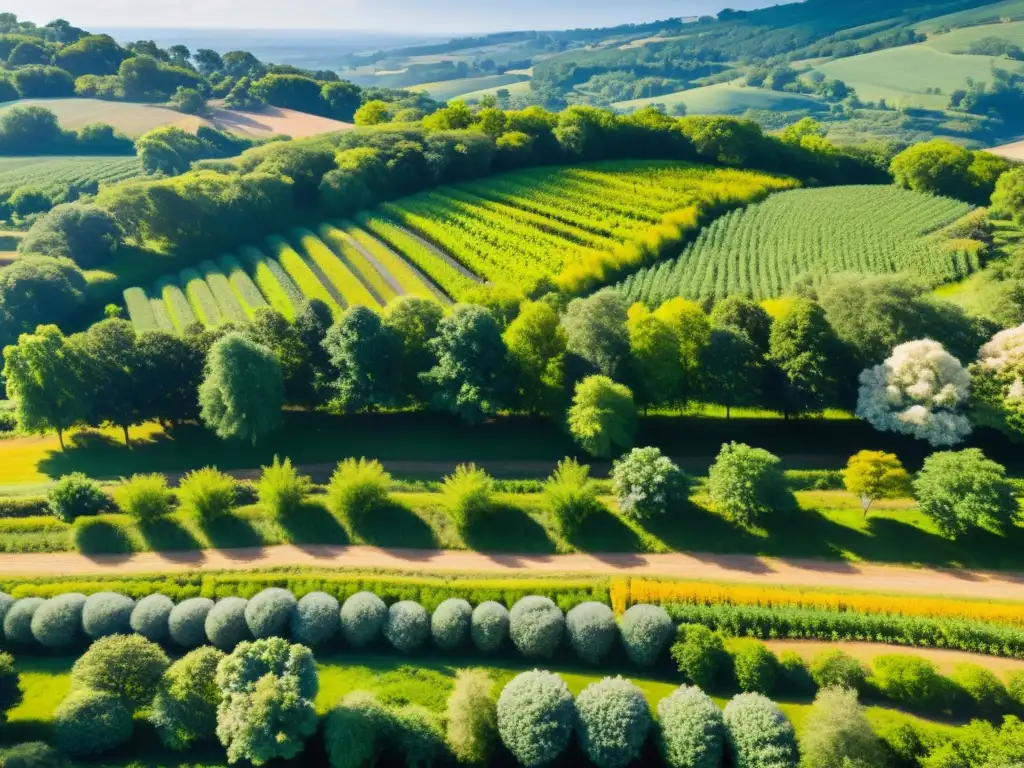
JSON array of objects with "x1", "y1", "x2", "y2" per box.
[{"x1": 10, "y1": 0, "x2": 777, "y2": 33}]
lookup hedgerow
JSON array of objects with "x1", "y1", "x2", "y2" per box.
[
  {"x1": 431, "y1": 597, "x2": 472, "y2": 651},
  {"x1": 291, "y1": 591, "x2": 340, "y2": 647},
  {"x1": 566, "y1": 601, "x2": 617, "y2": 665},
  {"x1": 509, "y1": 596, "x2": 564, "y2": 659},
  {"x1": 471, "y1": 600, "x2": 510, "y2": 653}
]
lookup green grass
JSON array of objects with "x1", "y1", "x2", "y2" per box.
[
  {"x1": 915, "y1": 0, "x2": 1024, "y2": 34},
  {"x1": 923, "y1": 19, "x2": 1024, "y2": 52},
  {"x1": 613, "y1": 80, "x2": 828, "y2": 115},
  {"x1": 457, "y1": 78, "x2": 534, "y2": 103},
  {"x1": 409, "y1": 73, "x2": 530, "y2": 101}
]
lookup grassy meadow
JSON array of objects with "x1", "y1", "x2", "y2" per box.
[{"x1": 613, "y1": 81, "x2": 828, "y2": 115}]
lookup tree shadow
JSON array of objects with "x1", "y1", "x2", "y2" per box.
[
  {"x1": 199, "y1": 514, "x2": 265, "y2": 551},
  {"x1": 641, "y1": 499, "x2": 763, "y2": 554},
  {"x1": 137, "y1": 518, "x2": 202, "y2": 555},
  {"x1": 462, "y1": 503, "x2": 556, "y2": 554},
  {"x1": 72, "y1": 519, "x2": 134, "y2": 557},
  {"x1": 565, "y1": 505, "x2": 644, "y2": 554},
  {"x1": 278, "y1": 502, "x2": 350, "y2": 547},
  {"x1": 352, "y1": 500, "x2": 439, "y2": 549}
]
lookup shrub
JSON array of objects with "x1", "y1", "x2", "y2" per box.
[
  {"x1": 497, "y1": 671, "x2": 574, "y2": 768},
  {"x1": 442, "y1": 464, "x2": 495, "y2": 530},
  {"x1": 291, "y1": 591, "x2": 340, "y2": 647},
  {"x1": 71, "y1": 634, "x2": 170, "y2": 710},
  {"x1": 575, "y1": 677, "x2": 652, "y2": 768},
  {"x1": 257, "y1": 456, "x2": 312, "y2": 518},
  {"x1": 810, "y1": 649, "x2": 866, "y2": 691},
  {"x1": 130, "y1": 593, "x2": 174, "y2": 642},
  {"x1": 951, "y1": 663, "x2": 1008, "y2": 715},
  {"x1": 871, "y1": 655, "x2": 952, "y2": 712},
  {"x1": 150, "y1": 646, "x2": 225, "y2": 750},
  {"x1": 671, "y1": 624, "x2": 727, "y2": 689},
  {"x1": 327, "y1": 457, "x2": 391, "y2": 524},
  {"x1": 657, "y1": 685, "x2": 724, "y2": 768},
  {"x1": 29, "y1": 593, "x2": 86, "y2": 649},
  {"x1": 206, "y1": 597, "x2": 252, "y2": 650},
  {"x1": 71, "y1": 517, "x2": 133, "y2": 554},
  {"x1": 799, "y1": 687, "x2": 888, "y2": 768},
  {"x1": 384, "y1": 600, "x2": 430, "y2": 653},
  {"x1": 722, "y1": 692, "x2": 798, "y2": 768},
  {"x1": 0, "y1": 593, "x2": 12, "y2": 629},
  {"x1": 54, "y1": 689, "x2": 133, "y2": 757},
  {"x1": 245, "y1": 587, "x2": 298, "y2": 639},
  {"x1": 707, "y1": 442, "x2": 791, "y2": 526},
  {"x1": 778, "y1": 652, "x2": 816, "y2": 696},
  {"x1": 566, "y1": 601, "x2": 617, "y2": 665},
  {"x1": 509, "y1": 596, "x2": 565, "y2": 659},
  {"x1": 81, "y1": 591, "x2": 134, "y2": 639},
  {"x1": 0, "y1": 742, "x2": 68, "y2": 768},
  {"x1": 47, "y1": 472, "x2": 107, "y2": 522},
  {"x1": 324, "y1": 691, "x2": 389, "y2": 768},
  {"x1": 431, "y1": 598, "x2": 472, "y2": 651},
  {"x1": 392, "y1": 705, "x2": 445, "y2": 768},
  {"x1": 620, "y1": 604, "x2": 674, "y2": 667},
  {"x1": 913, "y1": 449, "x2": 1019, "y2": 539},
  {"x1": 177, "y1": 467, "x2": 236, "y2": 520},
  {"x1": 340, "y1": 591, "x2": 387, "y2": 648},
  {"x1": 543, "y1": 458, "x2": 602, "y2": 533},
  {"x1": 3, "y1": 598, "x2": 43, "y2": 645},
  {"x1": 168, "y1": 597, "x2": 214, "y2": 648},
  {"x1": 568, "y1": 374, "x2": 637, "y2": 458},
  {"x1": 611, "y1": 447, "x2": 687, "y2": 520},
  {"x1": 0, "y1": 653, "x2": 22, "y2": 723},
  {"x1": 471, "y1": 601, "x2": 509, "y2": 653},
  {"x1": 113, "y1": 473, "x2": 172, "y2": 520},
  {"x1": 447, "y1": 669, "x2": 497, "y2": 765},
  {"x1": 1009, "y1": 670, "x2": 1024, "y2": 708},
  {"x1": 733, "y1": 642, "x2": 779, "y2": 695}
]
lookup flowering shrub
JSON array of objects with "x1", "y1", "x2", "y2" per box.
[{"x1": 611, "y1": 447, "x2": 687, "y2": 520}]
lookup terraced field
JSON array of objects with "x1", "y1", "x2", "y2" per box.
[
  {"x1": 124, "y1": 160, "x2": 793, "y2": 330},
  {"x1": 619, "y1": 186, "x2": 976, "y2": 306}
]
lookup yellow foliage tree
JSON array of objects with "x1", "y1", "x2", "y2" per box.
[{"x1": 842, "y1": 450, "x2": 912, "y2": 516}]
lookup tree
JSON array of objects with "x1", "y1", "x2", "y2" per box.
[
  {"x1": 891, "y1": 140, "x2": 973, "y2": 199},
  {"x1": 567, "y1": 375, "x2": 637, "y2": 458},
  {"x1": 503, "y1": 300, "x2": 566, "y2": 416},
  {"x1": 135, "y1": 330, "x2": 205, "y2": 425},
  {"x1": 251, "y1": 74, "x2": 325, "y2": 114},
  {"x1": 70, "y1": 634, "x2": 170, "y2": 711},
  {"x1": 172, "y1": 86, "x2": 207, "y2": 115},
  {"x1": 54, "y1": 34, "x2": 126, "y2": 77},
  {"x1": 856, "y1": 339, "x2": 972, "y2": 447},
  {"x1": 562, "y1": 289, "x2": 631, "y2": 380},
  {"x1": 150, "y1": 647, "x2": 225, "y2": 750},
  {"x1": 653, "y1": 298, "x2": 711, "y2": 404},
  {"x1": 969, "y1": 324, "x2": 1024, "y2": 439},
  {"x1": 766, "y1": 299, "x2": 840, "y2": 416},
  {"x1": 992, "y1": 167, "x2": 1024, "y2": 224},
  {"x1": 707, "y1": 442, "x2": 791, "y2": 526},
  {"x1": 194, "y1": 49, "x2": 224, "y2": 76},
  {"x1": 446, "y1": 669, "x2": 498, "y2": 765},
  {"x1": 2, "y1": 325, "x2": 86, "y2": 450},
  {"x1": 842, "y1": 450, "x2": 912, "y2": 516},
  {"x1": 71, "y1": 319, "x2": 144, "y2": 446},
  {"x1": 0, "y1": 257, "x2": 86, "y2": 345},
  {"x1": 913, "y1": 448, "x2": 1019, "y2": 538},
  {"x1": 628, "y1": 306, "x2": 684, "y2": 410},
  {"x1": 354, "y1": 100, "x2": 391, "y2": 126},
  {"x1": 321, "y1": 81, "x2": 361, "y2": 121},
  {"x1": 799, "y1": 687, "x2": 887, "y2": 768},
  {"x1": 18, "y1": 204, "x2": 120, "y2": 268},
  {"x1": 199, "y1": 333, "x2": 284, "y2": 444},
  {"x1": 420, "y1": 304, "x2": 509, "y2": 423},
  {"x1": 215, "y1": 638, "x2": 319, "y2": 766},
  {"x1": 244, "y1": 308, "x2": 316, "y2": 406},
  {"x1": 710, "y1": 296, "x2": 772, "y2": 354},
  {"x1": 611, "y1": 446, "x2": 687, "y2": 520},
  {"x1": 700, "y1": 329, "x2": 761, "y2": 418},
  {"x1": 383, "y1": 296, "x2": 443, "y2": 405},
  {"x1": 323, "y1": 306, "x2": 399, "y2": 412}
]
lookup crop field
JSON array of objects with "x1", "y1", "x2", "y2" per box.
[
  {"x1": 123, "y1": 221, "x2": 449, "y2": 332},
  {"x1": 0, "y1": 155, "x2": 144, "y2": 198},
  {"x1": 619, "y1": 186, "x2": 975, "y2": 305},
  {"x1": 614, "y1": 80, "x2": 828, "y2": 115}
]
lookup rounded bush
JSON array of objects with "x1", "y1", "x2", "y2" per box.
[
  {"x1": 611, "y1": 447, "x2": 687, "y2": 520},
  {"x1": 471, "y1": 601, "x2": 509, "y2": 653},
  {"x1": 71, "y1": 634, "x2": 170, "y2": 710},
  {"x1": 0, "y1": 741, "x2": 68, "y2": 768},
  {"x1": 81, "y1": 592, "x2": 135, "y2": 640},
  {"x1": 810, "y1": 649, "x2": 865, "y2": 691},
  {"x1": 340, "y1": 591, "x2": 387, "y2": 648},
  {"x1": 245, "y1": 588, "x2": 298, "y2": 639},
  {"x1": 47, "y1": 472, "x2": 108, "y2": 522},
  {"x1": 113, "y1": 473, "x2": 172, "y2": 520},
  {"x1": 150, "y1": 646, "x2": 225, "y2": 750},
  {"x1": 566, "y1": 602, "x2": 617, "y2": 665},
  {"x1": 54, "y1": 689, "x2": 133, "y2": 757},
  {"x1": 671, "y1": 625, "x2": 727, "y2": 689},
  {"x1": 509, "y1": 596, "x2": 564, "y2": 660},
  {"x1": 722, "y1": 692, "x2": 798, "y2": 768},
  {"x1": 575, "y1": 676, "x2": 652, "y2": 768},
  {"x1": 733, "y1": 643, "x2": 779, "y2": 695},
  {"x1": 130, "y1": 593, "x2": 174, "y2": 642},
  {"x1": 30, "y1": 593, "x2": 86, "y2": 649},
  {"x1": 657, "y1": 685, "x2": 725, "y2": 768},
  {"x1": 291, "y1": 591, "x2": 340, "y2": 647},
  {"x1": 497, "y1": 671, "x2": 574, "y2": 768},
  {"x1": 951, "y1": 663, "x2": 1007, "y2": 713},
  {"x1": 205, "y1": 597, "x2": 252, "y2": 650},
  {"x1": 431, "y1": 598, "x2": 472, "y2": 651},
  {"x1": 619, "y1": 604, "x2": 674, "y2": 667},
  {"x1": 168, "y1": 597, "x2": 214, "y2": 648},
  {"x1": 871, "y1": 655, "x2": 952, "y2": 712},
  {"x1": 324, "y1": 691, "x2": 389, "y2": 768},
  {"x1": 384, "y1": 600, "x2": 430, "y2": 654},
  {"x1": 3, "y1": 597, "x2": 44, "y2": 645},
  {"x1": 0, "y1": 592, "x2": 13, "y2": 626}
]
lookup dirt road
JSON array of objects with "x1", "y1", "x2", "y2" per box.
[{"x1": 2, "y1": 544, "x2": 1024, "y2": 600}]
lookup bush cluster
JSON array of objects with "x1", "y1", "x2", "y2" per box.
[
  {"x1": 47, "y1": 473, "x2": 108, "y2": 522},
  {"x1": 112, "y1": 474, "x2": 172, "y2": 521},
  {"x1": 177, "y1": 467, "x2": 236, "y2": 520}
]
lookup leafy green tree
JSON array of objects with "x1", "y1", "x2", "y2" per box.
[
  {"x1": 842, "y1": 450, "x2": 912, "y2": 516},
  {"x1": 671, "y1": 625, "x2": 728, "y2": 689},
  {"x1": 71, "y1": 634, "x2": 169, "y2": 711},
  {"x1": 55, "y1": 34, "x2": 127, "y2": 76},
  {"x1": 71, "y1": 319, "x2": 144, "y2": 446},
  {"x1": 250, "y1": 74, "x2": 325, "y2": 114},
  {"x1": 710, "y1": 296, "x2": 772, "y2": 354},
  {"x1": 799, "y1": 687, "x2": 888, "y2": 768},
  {"x1": 150, "y1": 647, "x2": 225, "y2": 750},
  {"x1": 135, "y1": 330, "x2": 205, "y2": 425},
  {"x1": 0, "y1": 257, "x2": 85, "y2": 346},
  {"x1": 199, "y1": 333, "x2": 284, "y2": 444},
  {"x1": 354, "y1": 100, "x2": 391, "y2": 126},
  {"x1": 323, "y1": 306, "x2": 399, "y2": 412},
  {"x1": 194, "y1": 48, "x2": 224, "y2": 76},
  {"x1": 18, "y1": 204, "x2": 120, "y2": 269},
  {"x1": 383, "y1": 296, "x2": 443, "y2": 405},
  {"x1": 991, "y1": 167, "x2": 1024, "y2": 223},
  {"x1": 700, "y1": 329, "x2": 761, "y2": 418},
  {"x1": 562, "y1": 289, "x2": 631, "y2": 380},
  {"x1": 628, "y1": 306, "x2": 684, "y2": 410},
  {"x1": 2, "y1": 324, "x2": 86, "y2": 450},
  {"x1": 766, "y1": 299, "x2": 840, "y2": 416},
  {"x1": 567, "y1": 375, "x2": 637, "y2": 458},
  {"x1": 891, "y1": 140, "x2": 973, "y2": 200},
  {"x1": 503, "y1": 300, "x2": 566, "y2": 416},
  {"x1": 707, "y1": 442, "x2": 791, "y2": 526},
  {"x1": 913, "y1": 448, "x2": 1019, "y2": 538},
  {"x1": 172, "y1": 86, "x2": 206, "y2": 115},
  {"x1": 653, "y1": 298, "x2": 711, "y2": 404},
  {"x1": 321, "y1": 81, "x2": 361, "y2": 121},
  {"x1": 243, "y1": 308, "x2": 315, "y2": 406},
  {"x1": 421, "y1": 304, "x2": 509, "y2": 423}
]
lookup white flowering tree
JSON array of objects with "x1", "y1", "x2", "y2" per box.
[
  {"x1": 856, "y1": 339, "x2": 971, "y2": 446},
  {"x1": 970, "y1": 325, "x2": 1024, "y2": 439}
]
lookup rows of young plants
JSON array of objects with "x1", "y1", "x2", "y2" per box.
[
  {"x1": 122, "y1": 221, "x2": 448, "y2": 333},
  {"x1": 0, "y1": 155, "x2": 145, "y2": 220},
  {"x1": 619, "y1": 185, "x2": 978, "y2": 305}
]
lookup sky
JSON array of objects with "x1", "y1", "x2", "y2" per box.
[{"x1": 9, "y1": 0, "x2": 778, "y2": 34}]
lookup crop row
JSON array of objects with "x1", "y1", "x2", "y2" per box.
[
  {"x1": 0, "y1": 156, "x2": 144, "y2": 197},
  {"x1": 619, "y1": 185, "x2": 977, "y2": 305}
]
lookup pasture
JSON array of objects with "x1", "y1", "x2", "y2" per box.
[
  {"x1": 915, "y1": 0, "x2": 1024, "y2": 33},
  {"x1": 923, "y1": 19, "x2": 1024, "y2": 52},
  {"x1": 410, "y1": 73, "x2": 531, "y2": 101},
  {"x1": 619, "y1": 186, "x2": 976, "y2": 305},
  {"x1": 613, "y1": 80, "x2": 827, "y2": 115},
  {"x1": 456, "y1": 78, "x2": 533, "y2": 103}
]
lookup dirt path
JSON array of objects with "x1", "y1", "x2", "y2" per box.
[{"x1": 3, "y1": 544, "x2": 1024, "y2": 600}]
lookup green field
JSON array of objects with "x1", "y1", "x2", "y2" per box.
[
  {"x1": 619, "y1": 186, "x2": 976, "y2": 305},
  {"x1": 457, "y1": 78, "x2": 534, "y2": 103},
  {"x1": 613, "y1": 81, "x2": 828, "y2": 115},
  {"x1": 915, "y1": 0, "x2": 1024, "y2": 34},
  {"x1": 923, "y1": 19, "x2": 1024, "y2": 52},
  {"x1": 410, "y1": 73, "x2": 531, "y2": 101},
  {"x1": 0, "y1": 155, "x2": 144, "y2": 198},
  {"x1": 811, "y1": 44, "x2": 1024, "y2": 109}
]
